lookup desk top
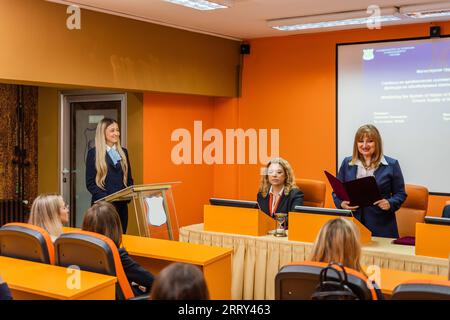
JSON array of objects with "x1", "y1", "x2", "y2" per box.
[
  {"x1": 122, "y1": 234, "x2": 232, "y2": 266},
  {"x1": 63, "y1": 227, "x2": 232, "y2": 266},
  {"x1": 0, "y1": 256, "x2": 116, "y2": 300},
  {"x1": 377, "y1": 268, "x2": 448, "y2": 295}
]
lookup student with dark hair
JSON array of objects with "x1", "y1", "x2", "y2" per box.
[
  {"x1": 150, "y1": 263, "x2": 209, "y2": 300},
  {"x1": 82, "y1": 201, "x2": 154, "y2": 295},
  {"x1": 0, "y1": 274, "x2": 13, "y2": 300}
]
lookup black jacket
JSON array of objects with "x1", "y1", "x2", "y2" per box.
[
  {"x1": 86, "y1": 147, "x2": 134, "y2": 203},
  {"x1": 257, "y1": 188, "x2": 304, "y2": 228},
  {"x1": 0, "y1": 283, "x2": 13, "y2": 300},
  {"x1": 119, "y1": 248, "x2": 154, "y2": 293}
]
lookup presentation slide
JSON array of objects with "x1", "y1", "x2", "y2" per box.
[{"x1": 338, "y1": 37, "x2": 450, "y2": 194}]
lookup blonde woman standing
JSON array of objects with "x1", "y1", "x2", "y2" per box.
[
  {"x1": 86, "y1": 118, "x2": 134, "y2": 233},
  {"x1": 257, "y1": 157, "x2": 304, "y2": 228},
  {"x1": 28, "y1": 194, "x2": 69, "y2": 241}
]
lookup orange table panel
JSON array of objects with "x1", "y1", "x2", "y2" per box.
[{"x1": 0, "y1": 256, "x2": 116, "y2": 300}]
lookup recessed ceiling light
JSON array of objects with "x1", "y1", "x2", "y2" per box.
[
  {"x1": 268, "y1": 7, "x2": 401, "y2": 31},
  {"x1": 400, "y1": 2, "x2": 450, "y2": 19},
  {"x1": 164, "y1": 0, "x2": 228, "y2": 11}
]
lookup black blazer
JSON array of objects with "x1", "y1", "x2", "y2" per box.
[
  {"x1": 119, "y1": 248, "x2": 154, "y2": 292},
  {"x1": 86, "y1": 147, "x2": 134, "y2": 203},
  {"x1": 0, "y1": 283, "x2": 13, "y2": 300},
  {"x1": 257, "y1": 188, "x2": 304, "y2": 227}
]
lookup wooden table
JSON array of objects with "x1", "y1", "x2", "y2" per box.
[
  {"x1": 122, "y1": 234, "x2": 232, "y2": 300},
  {"x1": 377, "y1": 268, "x2": 448, "y2": 298},
  {"x1": 63, "y1": 227, "x2": 233, "y2": 299},
  {"x1": 0, "y1": 256, "x2": 116, "y2": 300},
  {"x1": 180, "y1": 223, "x2": 449, "y2": 299}
]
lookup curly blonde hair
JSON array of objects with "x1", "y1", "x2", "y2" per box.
[{"x1": 258, "y1": 157, "x2": 298, "y2": 197}]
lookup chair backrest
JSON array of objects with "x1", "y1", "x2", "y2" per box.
[
  {"x1": 395, "y1": 184, "x2": 429, "y2": 237},
  {"x1": 391, "y1": 280, "x2": 450, "y2": 300},
  {"x1": 0, "y1": 222, "x2": 55, "y2": 264},
  {"x1": 275, "y1": 261, "x2": 377, "y2": 300},
  {"x1": 295, "y1": 179, "x2": 326, "y2": 207},
  {"x1": 54, "y1": 230, "x2": 134, "y2": 300}
]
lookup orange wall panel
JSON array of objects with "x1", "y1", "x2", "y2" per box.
[{"x1": 143, "y1": 92, "x2": 215, "y2": 228}]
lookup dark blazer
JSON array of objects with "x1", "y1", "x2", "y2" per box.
[
  {"x1": 257, "y1": 188, "x2": 304, "y2": 228},
  {"x1": 119, "y1": 248, "x2": 154, "y2": 293},
  {"x1": 86, "y1": 147, "x2": 134, "y2": 203},
  {"x1": 442, "y1": 205, "x2": 450, "y2": 218},
  {"x1": 0, "y1": 283, "x2": 13, "y2": 300},
  {"x1": 332, "y1": 156, "x2": 407, "y2": 238}
]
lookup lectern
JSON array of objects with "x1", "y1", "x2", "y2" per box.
[{"x1": 98, "y1": 183, "x2": 179, "y2": 240}]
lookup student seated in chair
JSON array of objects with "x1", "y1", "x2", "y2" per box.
[
  {"x1": 257, "y1": 157, "x2": 304, "y2": 228},
  {"x1": 150, "y1": 263, "x2": 209, "y2": 300},
  {"x1": 28, "y1": 194, "x2": 70, "y2": 242},
  {"x1": 82, "y1": 201, "x2": 154, "y2": 296},
  {"x1": 0, "y1": 274, "x2": 13, "y2": 300},
  {"x1": 309, "y1": 217, "x2": 383, "y2": 299}
]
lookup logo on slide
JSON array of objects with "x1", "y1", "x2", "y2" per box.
[{"x1": 363, "y1": 49, "x2": 375, "y2": 61}]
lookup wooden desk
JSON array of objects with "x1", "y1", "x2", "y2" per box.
[
  {"x1": 0, "y1": 256, "x2": 116, "y2": 300},
  {"x1": 180, "y1": 223, "x2": 449, "y2": 299},
  {"x1": 63, "y1": 228, "x2": 233, "y2": 300},
  {"x1": 377, "y1": 268, "x2": 448, "y2": 298},
  {"x1": 122, "y1": 234, "x2": 232, "y2": 300}
]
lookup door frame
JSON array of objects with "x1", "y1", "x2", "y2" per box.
[{"x1": 59, "y1": 90, "x2": 127, "y2": 216}]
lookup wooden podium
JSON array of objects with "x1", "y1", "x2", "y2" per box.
[
  {"x1": 415, "y1": 223, "x2": 450, "y2": 258},
  {"x1": 98, "y1": 183, "x2": 179, "y2": 239},
  {"x1": 204, "y1": 205, "x2": 276, "y2": 236},
  {"x1": 288, "y1": 212, "x2": 372, "y2": 244}
]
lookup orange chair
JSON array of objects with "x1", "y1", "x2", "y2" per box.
[
  {"x1": 295, "y1": 179, "x2": 326, "y2": 208},
  {"x1": 391, "y1": 280, "x2": 450, "y2": 300},
  {"x1": 395, "y1": 184, "x2": 428, "y2": 237},
  {"x1": 0, "y1": 222, "x2": 55, "y2": 264},
  {"x1": 54, "y1": 230, "x2": 134, "y2": 300},
  {"x1": 275, "y1": 261, "x2": 378, "y2": 300}
]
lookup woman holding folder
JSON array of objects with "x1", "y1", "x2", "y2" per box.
[
  {"x1": 257, "y1": 157, "x2": 304, "y2": 228},
  {"x1": 332, "y1": 124, "x2": 407, "y2": 238},
  {"x1": 86, "y1": 118, "x2": 134, "y2": 233}
]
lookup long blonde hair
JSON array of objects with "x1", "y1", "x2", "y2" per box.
[
  {"x1": 259, "y1": 157, "x2": 298, "y2": 197},
  {"x1": 350, "y1": 124, "x2": 384, "y2": 168},
  {"x1": 309, "y1": 218, "x2": 365, "y2": 275},
  {"x1": 95, "y1": 118, "x2": 128, "y2": 190},
  {"x1": 28, "y1": 194, "x2": 64, "y2": 238}
]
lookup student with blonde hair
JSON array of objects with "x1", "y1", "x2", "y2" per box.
[
  {"x1": 257, "y1": 157, "x2": 304, "y2": 228},
  {"x1": 82, "y1": 201, "x2": 154, "y2": 296},
  {"x1": 309, "y1": 217, "x2": 365, "y2": 274},
  {"x1": 86, "y1": 118, "x2": 133, "y2": 233},
  {"x1": 28, "y1": 194, "x2": 69, "y2": 241}
]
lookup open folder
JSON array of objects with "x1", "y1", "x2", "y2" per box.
[{"x1": 324, "y1": 170, "x2": 382, "y2": 207}]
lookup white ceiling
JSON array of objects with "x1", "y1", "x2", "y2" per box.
[{"x1": 47, "y1": 0, "x2": 450, "y2": 40}]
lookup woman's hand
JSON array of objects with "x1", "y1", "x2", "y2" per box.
[
  {"x1": 374, "y1": 199, "x2": 391, "y2": 211},
  {"x1": 341, "y1": 201, "x2": 359, "y2": 211}
]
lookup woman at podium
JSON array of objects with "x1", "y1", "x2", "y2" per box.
[
  {"x1": 86, "y1": 118, "x2": 134, "y2": 233},
  {"x1": 333, "y1": 124, "x2": 407, "y2": 238},
  {"x1": 257, "y1": 157, "x2": 304, "y2": 228}
]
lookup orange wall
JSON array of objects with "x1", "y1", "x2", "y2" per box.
[
  {"x1": 144, "y1": 21, "x2": 450, "y2": 228},
  {"x1": 232, "y1": 21, "x2": 450, "y2": 217},
  {"x1": 143, "y1": 92, "x2": 215, "y2": 230}
]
